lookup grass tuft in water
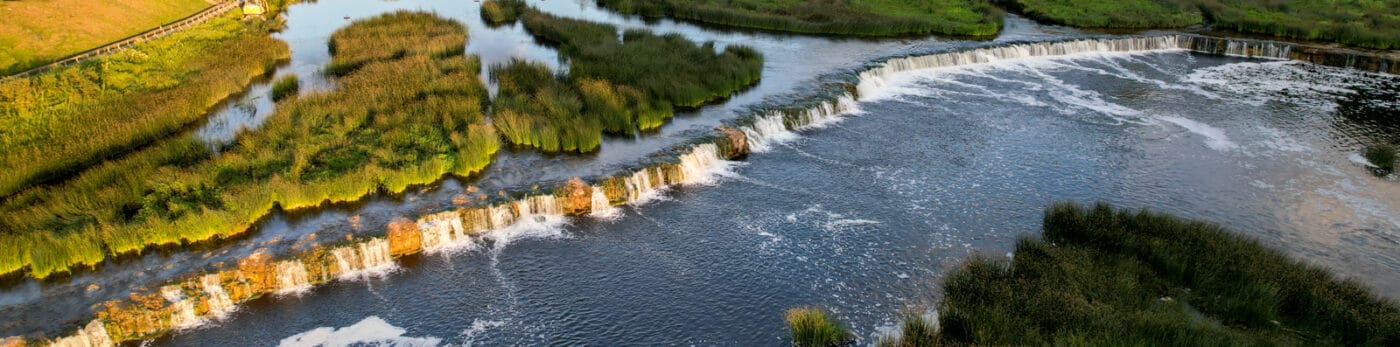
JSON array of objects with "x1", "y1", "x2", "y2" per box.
[
  {"x1": 786, "y1": 307, "x2": 853, "y2": 347},
  {"x1": 269, "y1": 74, "x2": 299, "y2": 101},
  {"x1": 1365, "y1": 144, "x2": 1396, "y2": 173}
]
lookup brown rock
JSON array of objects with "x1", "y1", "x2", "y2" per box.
[
  {"x1": 559, "y1": 177, "x2": 593, "y2": 216},
  {"x1": 237, "y1": 251, "x2": 275, "y2": 294},
  {"x1": 716, "y1": 126, "x2": 749, "y2": 159},
  {"x1": 0, "y1": 336, "x2": 24, "y2": 347},
  {"x1": 386, "y1": 218, "x2": 423, "y2": 257},
  {"x1": 452, "y1": 194, "x2": 470, "y2": 205}
]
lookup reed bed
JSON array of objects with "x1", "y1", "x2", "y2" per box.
[
  {"x1": 596, "y1": 0, "x2": 1004, "y2": 37},
  {"x1": 0, "y1": 13, "x2": 289, "y2": 199},
  {"x1": 929, "y1": 203, "x2": 1400, "y2": 345},
  {"x1": 484, "y1": 2, "x2": 758, "y2": 152},
  {"x1": 0, "y1": 11, "x2": 499, "y2": 279}
]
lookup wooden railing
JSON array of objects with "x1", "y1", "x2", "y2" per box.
[{"x1": 3, "y1": 1, "x2": 239, "y2": 81}]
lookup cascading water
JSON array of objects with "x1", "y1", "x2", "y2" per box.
[
  {"x1": 418, "y1": 211, "x2": 471, "y2": 253},
  {"x1": 590, "y1": 187, "x2": 620, "y2": 219},
  {"x1": 273, "y1": 260, "x2": 312, "y2": 296},
  {"x1": 46, "y1": 320, "x2": 111, "y2": 347},
  {"x1": 676, "y1": 144, "x2": 732, "y2": 186},
  {"x1": 161, "y1": 286, "x2": 200, "y2": 329},
  {"x1": 330, "y1": 238, "x2": 396, "y2": 280},
  {"x1": 200, "y1": 274, "x2": 235, "y2": 319}
]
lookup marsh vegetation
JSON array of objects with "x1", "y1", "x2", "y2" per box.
[
  {"x1": 865, "y1": 203, "x2": 1400, "y2": 345},
  {"x1": 0, "y1": 11, "x2": 497, "y2": 279},
  {"x1": 484, "y1": 1, "x2": 762, "y2": 152}
]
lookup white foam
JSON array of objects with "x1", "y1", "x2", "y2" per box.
[
  {"x1": 1156, "y1": 115, "x2": 1238, "y2": 151},
  {"x1": 278, "y1": 316, "x2": 441, "y2": 347}
]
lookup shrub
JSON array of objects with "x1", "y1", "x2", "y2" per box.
[
  {"x1": 269, "y1": 74, "x2": 299, "y2": 101},
  {"x1": 786, "y1": 307, "x2": 852, "y2": 347},
  {"x1": 935, "y1": 203, "x2": 1400, "y2": 345}
]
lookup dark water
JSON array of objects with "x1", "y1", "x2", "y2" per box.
[
  {"x1": 157, "y1": 50, "x2": 1399, "y2": 345},
  {"x1": 5, "y1": 0, "x2": 1399, "y2": 343}
]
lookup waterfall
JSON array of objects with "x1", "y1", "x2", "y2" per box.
[
  {"x1": 515, "y1": 195, "x2": 560, "y2": 218},
  {"x1": 590, "y1": 186, "x2": 620, "y2": 219},
  {"x1": 200, "y1": 274, "x2": 235, "y2": 319},
  {"x1": 161, "y1": 285, "x2": 200, "y2": 329},
  {"x1": 741, "y1": 94, "x2": 858, "y2": 153},
  {"x1": 676, "y1": 143, "x2": 731, "y2": 186},
  {"x1": 621, "y1": 167, "x2": 663, "y2": 205},
  {"x1": 47, "y1": 320, "x2": 112, "y2": 347},
  {"x1": 273, "y1": 260, "x2": 312, "y2": 296},
  {"x1": 331, "y1": 238, "x2": 396, "y2": 280},
  {"x1": 1176, "y1": 35, "x2": 1291, "y2": 60},
  {"x1": 418, "y1": 211, "x2": 471, "y2": 253}
]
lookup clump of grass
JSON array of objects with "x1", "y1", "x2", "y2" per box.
[
  {"x1": 480, "y1": 0, "x2": 523, "y2": 25},
  {"x1": 935, "y1": 203, "x2": 1400, "y2": 345},
  {"x1": 876, "y1": 312, "x2": 940, "y2": 347},
  {"x1": 597, "y1": 0, "x2": 1004, "y2": 37},
  {"x1": 269, "y1": 74, "x2": 299, "y2": 101},
  {"x1": 786, "y1": 307, "x2": 852, "y2": 347},
  {"x1": 0, "y1": 11, "x2": 499, "y2": 279},
  {"x1": 1365, "y1": 144, "x2": 1396, "y2": 173}
]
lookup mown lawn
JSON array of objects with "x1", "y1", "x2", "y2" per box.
[{"x1": 0, "y1": 0, "x2": 214, "y2": 74}]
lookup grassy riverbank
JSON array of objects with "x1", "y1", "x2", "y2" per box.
[
  {"x1": 0, "y1": 0, "x2": 213, "y2": 74},
  {"x1": 485, "y1": 1, "x2": 761, "y2": 152},
  {"x1": 596, "y1": 0, "x2": 1003, "y2": 37},
  {"x1": 0, "y1": 11, "x2": 498, "y2": 279},
  {"x1": 866, "y1": 203, "x2": 1400, "y2": 345},
  {"x1": 997, "y1": 0, "x2": 1400, "y2": 49},
  {"x1": 998, "y1": 0, "x2": 1202, "y2": 28},
  {"x1": 0, "y1": 13, "x2": 289, "y2": 199}
]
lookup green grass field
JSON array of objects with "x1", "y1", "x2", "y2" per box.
[
  {"x1": 596, "y1": 0, "x2": 1004, "y2": 37},
  {"x1": 999, "y1": 0, "x2": 1400, "y2": 49},
  {"x1": 1000, "y1": 0, "x2": 1202, "y2": 28},
  {"x1": 0, "y1": 11, "x2": 498, "y2": 279},
  {"x1": 0, "y1": 0, "x2": 214, "y2": 75}
]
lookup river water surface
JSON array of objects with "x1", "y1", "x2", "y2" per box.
[{"x1": 5, "y1": 0, "x2": 1399, "y2": 344}]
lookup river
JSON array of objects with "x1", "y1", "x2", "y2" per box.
[{"x1": 5, "y1": 0, "x2": 1399, "y2": 345}]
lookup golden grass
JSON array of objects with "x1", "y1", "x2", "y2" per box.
[{"x1": 0, "y1": 0, "x2": 214, "y2": 74}]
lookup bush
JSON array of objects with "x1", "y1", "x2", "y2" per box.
[
  {"x1": 935, "y1": 203, "x2": 1400, "y2": 345},
  {"x1": 786, "y1": 307, "x2": 852, "y2": 347},
  {"x1": 1365, "y1": 145, "x2": 1396, "y2": 173},
  {"x1": 269, "y1": 74, "x2": 299, "y2": 101}
]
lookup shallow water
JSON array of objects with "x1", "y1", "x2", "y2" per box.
[
  {"x1": 160, "y1": 51, "x2": 1399, "y2": 345},
  {"x1": 4, "y1": 0, "x2": 1399, "y2": 343}
]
